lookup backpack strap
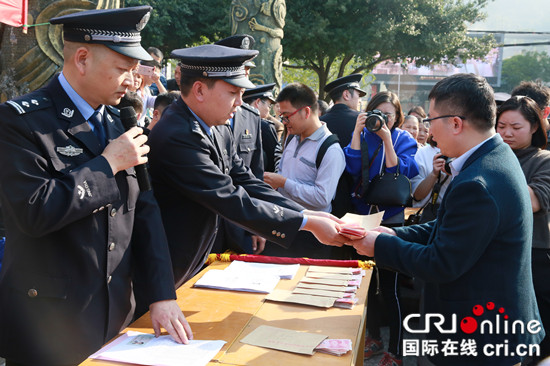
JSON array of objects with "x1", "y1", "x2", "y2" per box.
[{"x1": 316, "y1": 134, "x2": 340, "y2": 169}]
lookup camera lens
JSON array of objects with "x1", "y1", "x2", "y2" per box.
[{"x1": 365, "y1": 110, "x2": 387, "y2": 132}]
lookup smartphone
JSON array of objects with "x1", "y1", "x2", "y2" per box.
[{"x1": 137, "y1": 64, "x2": 154, "y2": 76}]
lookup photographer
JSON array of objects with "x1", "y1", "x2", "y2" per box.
[{"x1": 344, "y1": 91, "x2": 418, "y2": 365}]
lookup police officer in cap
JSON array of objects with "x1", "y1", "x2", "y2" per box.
[
  {"x1": 320, "y1": 73, "x2": 367, "y2": 219},
  {"x1": 0, "y1": 7, "x2": 191, "y2": 366},
  {"x1": 211, "y1": 35, "x2": 267, "y2": 255},
  {"x1": 147, "y1": 44, "x2": 348, "y2": 287},
  {"x1": 243, "y1": 83, "x2": 280, "y2": 173}
]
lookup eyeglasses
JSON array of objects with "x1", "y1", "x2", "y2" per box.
[
  {"x1": 280, "y1": 105, "x2": 310, "y2": 123},
  {"x1": 423, "y1": 115, "x2": 466, "y2": 127}
]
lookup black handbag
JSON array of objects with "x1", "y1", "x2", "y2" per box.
[
  {"x1": 363, "y1": 162, "x2": 412, "y2": 207},
  {"x1": 356, "y1": 135, "x2": 412, "y2": 207}
]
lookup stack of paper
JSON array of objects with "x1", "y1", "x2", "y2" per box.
[
  {"x1": 265, "y1": 266, "x2": 364, "y2": 309},
  {"x1": 193, "y1": 269, "x2": 280, "y2": 293},
  {"x1": 89, "y1": 331, "x2": 225, "y2": 366},
  {"x1": 225, "y1": 260, "x2": 300, "y2": 280}
]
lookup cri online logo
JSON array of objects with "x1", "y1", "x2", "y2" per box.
[{"x1": 404, "y1": 302, "x2": 542, "y2": 335}]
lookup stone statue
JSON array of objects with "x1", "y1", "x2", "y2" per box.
[
  {"x1": 230, "y1": 0, "x2": 285, "y2": 91},
  {"x1": 0, "y1": 0, "x2": 119, "y2": 102}
]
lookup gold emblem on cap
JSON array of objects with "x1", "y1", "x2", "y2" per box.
[{"x1": 136, "y1": 12, "x2": 150, "y2": 31}]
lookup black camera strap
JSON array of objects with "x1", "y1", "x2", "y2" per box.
[{"x1": 357, "y1": 134, "x2": 383, "y2": 198}]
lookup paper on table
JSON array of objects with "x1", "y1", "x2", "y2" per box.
[
  {"x1": 299, "y1": 277, "x2": 349, "y2": 286},
  {"x1": 240, "y1": 325, "x2": 328, "y2": 355},
  {"x1": 193, "y1": 269, "x2": 280, "y2": 293},
  {"x1": 307, "y1": 266, "x2": 361, "y2": 275},
  {"x1": 292, "y1": 287, "x2": 347, "y2": 298},
  {"x1": 225, "y1": 260, "x2": 300, "y2": 280},
  {"x1": 296, "y1": 282, "x2": 357, "y2": 293},
  {"x1": 341, "y1": 211, "x2": 384, "y2": 230},
  {"x1": 265, "y1": 289, "x2": 338, "y2": 308},
  {"x1": 89, "y1": 331, "x2": 225, "y2": 366},
  {"x1": 304, "y1": 272, "x2": 353, "y2": 280}
]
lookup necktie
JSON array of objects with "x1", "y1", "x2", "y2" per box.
[{"x1": 90, "y1": 110, "x2": 106, "y2": 148}]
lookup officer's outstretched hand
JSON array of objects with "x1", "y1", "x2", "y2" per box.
[
  {"x1": 302, "y1": 214, "x2": 347, "y2": 247},
  {"x1": 102, "y1": 127, "x2": 149, "y2": 174},
  {"x1": 149, "y1": 299, "x2": 193, "y2": 344}
]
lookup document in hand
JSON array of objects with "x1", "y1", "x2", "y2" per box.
[
  {"x1": 89, "y1": 331, "x2": 225, "y2": 366},
  {"x1": 193, "y1": 269, "x2": 280, "y2": 293}
]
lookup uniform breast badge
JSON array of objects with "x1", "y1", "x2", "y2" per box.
[{"x1": 57, "y1": 145, "x2": 84, "y2": 157}]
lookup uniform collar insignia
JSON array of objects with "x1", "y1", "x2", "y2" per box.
[
  {"x1": 61, "y1": 108, "x2": 74, "y2": 118},
  {"x1": 106, "y1": 114, "x2": 114, "y2": 123},
  {"x1": 191, "y1": 120, "x2": 206, "y2": 138},
  {"x1": 57, "y1": 145, "x2": 84, "y2": 157}
]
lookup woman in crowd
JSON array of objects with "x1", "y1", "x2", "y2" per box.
[
  {"x1": 408, "y1": 106, "x2": 428, "y2": 145},
  {"x1": 400, "y1": 115, "x2": 420, "y2": 143},
  {"x1": 344, "y1": 91, "x2": 418, "y2": 366},
  {"x1": 496, "y1": 96, "x2": 550, "y2": 364}
]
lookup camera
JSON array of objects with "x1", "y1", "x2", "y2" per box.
[
  {"x1": 365, "y1": 109, "x2": 388, "y2": 132},
  {"x1": 439, "y1": 155, "x2": 453, "y2": 175}
]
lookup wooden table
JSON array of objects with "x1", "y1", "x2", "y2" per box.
[{"x1": 81, "y1": 261, "x2": 372, "y2": 366}]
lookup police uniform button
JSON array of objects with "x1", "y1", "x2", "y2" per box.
[
  {"x1": 84, "y1": 34, "x2": 91, "y2": 41},
  {"x1": 272, "y1": 230, "x2": 277, "y2": 235},
  {"x1": 225, "y1": 168, "x2": 229, "y2": 174},
  {"x1": 276, "y1": 232, "x2": 281, "y2": 237},
  {"x1": 247, "y1": 147, "x2": 251, "y2": 152},
  {"x1": 28, "y1": 289, "x2": 38, "y2": 298},
  {"x1": 110, "y1": 207, "x2": 117, "y2": 217},
  {"x1": 107, "y1": 275, "x2": 112, "y2": 284},
  {"x1": 99, "y1": 206, "x2": 105, "y2": 211},
  {"x1": 108, "y1": 242, "x2": 116, "y2": 251},
  {"x1": 93, "y1": 209, "x2": 98, "y2": 213},
  {"x1": 281, "y1": 233, "x2": 285, "y2": 239}
]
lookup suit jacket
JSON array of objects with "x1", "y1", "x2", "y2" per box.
[
  {"x1": 0, "y1": 77, "x2": 175, "y2": 365},
  {"x1": 148, "y1": 98, "x2": 304, "y2": 287},
  {"x1": 320, "y1": 103, "x2": 359, "y2": 148},
  {"x1": 214, "y1": 104, "x2": 264, "y2": 254},
  {"x1": 375, "y1": 135, "x2": 544, "y2": 365}
]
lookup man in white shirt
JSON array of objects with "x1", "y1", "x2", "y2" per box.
[{"x1": 263, "y1": 83, "x2": 345, "y2": 258}]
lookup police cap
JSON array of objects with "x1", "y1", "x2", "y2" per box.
[
  {"x1": 324, "y1": 73, "x2": 367, "y2": 99},
  {"x1": 50, "y1": 6, "x2": 153, "y2": 61},
  {"x1": 171, "y1": 44, "x2": 258, "y2": 89},
  {"x1": 243, "y1": 83, "x2": 276, "y2": 103},
  {"x1": 215, "y1": 34, "x2": 256, "y2": 68}
]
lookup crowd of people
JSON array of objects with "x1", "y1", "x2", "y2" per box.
[{"x1": 0, "y1": 5, "x2": 549, "y2": 366}]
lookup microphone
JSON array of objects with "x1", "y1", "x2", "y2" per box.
[{"x1": 119, "y1": 106, "x2": 152, "y2": 192}]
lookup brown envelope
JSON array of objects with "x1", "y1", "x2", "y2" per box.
[{"x1": 240, "y1": 325, "x2": 328, "y2": 355}]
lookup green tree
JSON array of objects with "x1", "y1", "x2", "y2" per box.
[
  {"x1": 498, "y1": 51, "x2": 550, "y2": 92},
  {"x1": 283, "y1": 0, "x2": 495, "y2": 99},
  {"x1": 125, "y1": 0, "x2": 231, "y2": 58}
]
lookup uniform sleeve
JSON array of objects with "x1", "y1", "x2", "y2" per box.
[
  {"x1": 283, "y1": 144, "x2": 346, "y2": 210},
  {"x1": 131, "y1": 190, "x2": 177, "y2": 304},
  {"x1": 0, "y1": 106, "x2": 120, "y2": 237},
  {"x1": 149, "y1": 128, "x2": 304, "y2": 246},
  {"x1": 375, "y1": 180, "x2": 499, "y2": 282}
]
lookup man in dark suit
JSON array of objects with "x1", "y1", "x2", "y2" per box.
[
  {"x1": 0, "y1": 7, "x2": 191, "y2": 366},
  {"x1": 211, "y1": 35, "x2": 267, "y2": 255},
  {"x1": 348, "y1": 73, "x2": 544, "y2": 365},
  {"x1": 320, "y1": 74, "x2": 366, "y2": 218},
  {"x1": 148, "y1": 44, "x2": 347, "y2": 288}
]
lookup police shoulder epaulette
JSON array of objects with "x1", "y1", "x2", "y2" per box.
[
  {"x1": 5, "y1": 92, "x2": 51, "y2": 115},
  {"x1": 105, "y1": 104, "x2": 120, "y2": 117},
  {"x1": 241, "y1": 103, "x2": 260, "y2": 116},
  {"x1": 191, "y1": 120, "x2": 206, "y2": 139}
]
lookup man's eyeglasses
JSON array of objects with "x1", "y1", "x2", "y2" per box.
[
  {"x1": 280, "y1": 105, "x2": 310, "y2": 123},
  {"x1": 423, "y1": 115, "x2": 466, "y2": 127}
]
